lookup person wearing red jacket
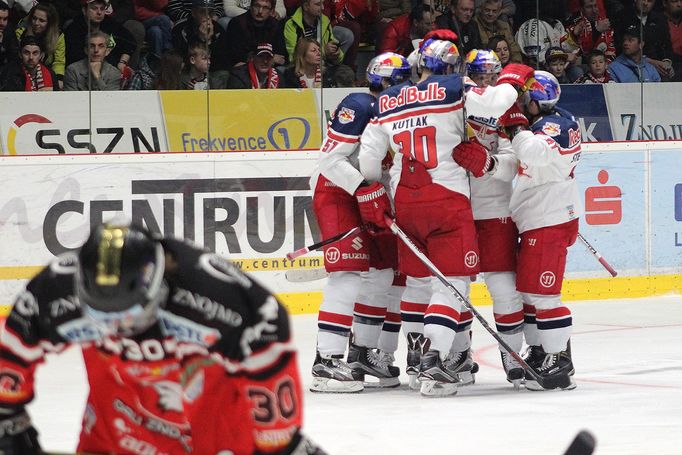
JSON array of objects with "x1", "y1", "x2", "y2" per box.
[
  {"x1": 324, "y1": 0, "x2": 377, "y2": 68},
  {"x1": 565, "y1": 0, "x2": 616, "y2": 61},
  {"x1": 134, "y1": 0, "x2": 173, "y2": 57},
  {"x1": 378, "y1": 3, "x2": 435, "y2": 56}
]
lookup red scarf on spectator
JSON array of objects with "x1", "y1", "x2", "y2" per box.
[
  {"x1": 23, "y1": 64, "x2": 53, "y2": 91},
  {"x1": 298, "y1": 66, "x2": 322, "y2": 88},
  {"x1": 585, "y1": 72, "x2": 611, "y2": 83},
  {"x1": 248, "y1": 61, "x2": 279, "y2": 89}
]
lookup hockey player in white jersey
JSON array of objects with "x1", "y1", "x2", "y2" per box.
[
  {"x1": 309, "y1": 52, "x2": 411, "y2": 393},
  {"x1": 357, "y1": 34, "x2": 540, "y2": 397},
  {"x1": 497, "y1": 71, "x2": 581, "y2": 391},
  {"x1": 461, "y1": 49, "x2": 525, "y2": 388}
]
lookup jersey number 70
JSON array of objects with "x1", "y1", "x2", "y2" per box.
[{"x1": 392, "y1": 126, "x2": 438, "y2": 169}]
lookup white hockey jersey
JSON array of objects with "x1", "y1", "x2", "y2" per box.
[
  {"x1": 310, "y1": 92, "x2": 377, "y2": 195},
  {"x1": 467, "y1": 114, "x2": 518, "y2": 220},
  {"x1": 358, "y1": 74, "x2": 518, "y2": 198},
  {"x1": 509, "y1": 107, "x2": 583, "y2": 233}
]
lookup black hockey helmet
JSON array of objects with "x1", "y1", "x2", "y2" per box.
[{"x1": 76, "y1": 221, "x2": 167, "y2": 335}]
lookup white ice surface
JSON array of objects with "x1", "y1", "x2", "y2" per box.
[{"x1": 30, "y1": 295, "x2": 682, "y2": 454}]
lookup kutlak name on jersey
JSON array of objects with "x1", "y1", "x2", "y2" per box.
[
  {"x1": 42, "y1": 176, "x2": 320, "y2": 257},
  {"x1": 378, "y1": 83, "x2": 447, "y2": 113}
]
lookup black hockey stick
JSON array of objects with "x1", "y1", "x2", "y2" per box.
[
  {"x1": 577, "y1": 233, "x2": 617, "y2": 277},
  {"x1": 286, "y1": 225, "x2": 365, "y2": 260},
  {"x1": 385, "y1": 215, "x2": 571, "y2": 390}
]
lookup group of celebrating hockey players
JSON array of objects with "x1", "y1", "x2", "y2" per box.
[
  {"x1": 0, "y1": 28, "x2": 583, "y2": 455},
  {"x1": 310, "y1": 28, "x2": 582, "y2": 397}
]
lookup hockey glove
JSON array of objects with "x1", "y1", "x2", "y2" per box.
[
  {"x1": 498, "y1": 104, "x2": 530, "y2": 140},
  {"x1": 497, "y1": 63, "x2": 544, "y2": 94},
  {"x1": 0, "y1": 410, "x2": 41, "y2": 455},
  {"x1": 452, "y1": 141, "x2": 493, "y2": 178},
  {"x1": 355, "y1": 181, "x2": 392, "y2": 230}
]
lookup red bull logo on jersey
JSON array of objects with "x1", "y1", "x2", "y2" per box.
[
  {"x1": 337, "y1": 107, "x2": 355, "y2": 124},
  {"x1": 542, "y1": 122, "x2": 561, "y2": 137},
  {"x1": 378, "y1": 83, "x2": 446, "y2": 113}
]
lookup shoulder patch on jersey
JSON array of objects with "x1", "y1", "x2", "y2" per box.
[
  {"x1": 337, "y1": 107, "x2": 356, "y2": 124},
  {"x1": 542, "y1": 122, "x2": 561, "y2": 137}
]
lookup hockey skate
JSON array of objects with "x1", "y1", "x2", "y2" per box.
[
  {"x1": 311, "y1": 352, "x2": 364, "y2": 393},
  {"x1": 456, "y1": 349, "x2": 477, "y2": 386},
  {"x1": 418, "y1": 349, "x2": 475, "y2": 397},
  {"x1": 406, "y1": 332, "x2": 429, "y2": 390},
  {"x1": 524, "y1": 344, "x2": 576, "y2": 392},
  {"x1": 500, "y1": 351, "x2": 524, "y2": 389},
  {"x1": 347, "y1": 343, "x2": 400, "y2": 388}
]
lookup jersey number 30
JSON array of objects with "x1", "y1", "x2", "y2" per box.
[{"x1": 393, "y1": 126, "x2": 437, "y2": 169}]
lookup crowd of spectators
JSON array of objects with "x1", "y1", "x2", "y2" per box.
[{"x1": 0, "y1": 0, "x2": 680, "y2": 91}]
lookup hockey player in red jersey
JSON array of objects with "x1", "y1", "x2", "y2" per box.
[
  {"x1": 310, "y1": 52, "x2": 411, "y2": 393},
  {"x1": 0, "y1": 221, "x2": 322, "y2": 454},
  {"x1": 462, "y1": 49, "x2": 525, "y2": 388},
  {"x1": 357, "y1": 34, "x2": 539, "y2": 397},
  {"x1": 498, "y1": 71, "x2": 581, "y2": 391}
]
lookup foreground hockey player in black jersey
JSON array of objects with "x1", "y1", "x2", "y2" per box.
[{"x1": 0, "y1": 221, "x2": 323, "y2": 455}]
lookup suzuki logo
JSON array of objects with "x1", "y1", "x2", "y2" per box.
[
  {"x1": 325, "y1": 247, "x2": 340, "y2": 264},
  {"x1": 351, "y1": 236, "x2": 363, "y2": 251},
  {"x1": 464, "y1": 251, "x2": 479, "y2": 268},
  {"x1": 540, "y1": 271, "x2": 556, "y2": 288}
]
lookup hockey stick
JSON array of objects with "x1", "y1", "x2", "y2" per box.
[
  {"x1": 577, "y1": 233, "x2": 617, "y2": 277},
  {"x1": 285, "y1": 268, "x2": 329, "y2": 282},
  {"x1": 286, "y1": 226, "x2": 365, "y2": 260},
  {"x1": 384, "y1": 215, "x2": 571, "y2": 390}
]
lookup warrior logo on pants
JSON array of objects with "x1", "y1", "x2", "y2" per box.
[
  {"x1": 325, "y1": 248, "x2": 341, "y2": 264},
  {"x1": 540, "y1": 271, "x2": 556, "y2": 288},
  {"x1": 464, "y1": 251, "x2": 479, "y2": 268}
]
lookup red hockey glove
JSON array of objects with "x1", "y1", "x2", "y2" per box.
[
  {"x1": 355, "y1": 181, "x2": 392, "y2": 230},
  {"x1": 498, "y1": 104, "x2": 530, "y2": 140},
  {"x1": 452, "y1": 141, "x2": 492, "y2": 178},
  {"x1": 497, "y1": 63, "x2": 544, "y2": 94}
]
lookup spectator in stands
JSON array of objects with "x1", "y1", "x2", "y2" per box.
[
  {"x1": 378, "y1": 3, "x2": 435, "y2": 56},
  {"x1": 487, "y1": 34, "x2": 517, "y2": 66},
  {"x1": 227, "y1": 41, "x2": 282, "y2": 87},
  {"x1": 223, "y1": 0, "x2": 286, "y2": 26},
  {"x1": 325, "y1": 0, "x2": 378, "y2": 70},
  {"x1": 282, "y1": 36, "x2": 323, "y2": 87},
  {"x1": 474, "y1": 0, "x2": 521, "y2": 62},
  {"x1": 544, "y1": 46, "x2": 573, "y2": 83},
  {"x1": 574, "y1": 48, "x2": 613, "y2": 82},
  {"x1": 330, "y1": 61, "x2": 355, "y2": 85},
  {"x1": 64, "y1": 0, "x2": 136, "y2": 75},
  {"x1": 157, "y1": 49, "x2": 184, "y2": 87},
  {"x1": 284, "y1": 0, "x2": 345, "y2": 66},
  {"x1": 167, "y1": 0, "x2": 227, "y2": 28},
  {"x1": 565, "y1": 0, "x2": 616, "y2": 62},
  {"x1": 108, "y1": 0, "x2": 146, "y2": 69},
  {"x1": 474, "y1": 0, "x2": 515, "y2": 25},
  {"x1": 171, "y1": 0, "x2": 223, "y2": 58},
  {"x1": 213, "y1": 0, "x2": 286, "y2": 71},
  {"x1": 664, "y1": 0, "x2": 682, "y2": 81},
  {"x1": 0, "y1": 1, "x2": 19, "y2": 68},
  {"x1": 608, "y1": 24, "x2": 661, "y2": 81},
  {"x1": 64, "y1": 30, "x2": 122, "y2": 89},
  {"x1": 435, "y1": 0, "x2": 483, "y2": 55},
  {"x1": 378, "y1": 0, "x2": 410, "y2": 23},
  {"x1": 133, "y1": 0, "x2": 173, "y2": 58},
  {"x1": 0, "y1": 35, "x2": 59, "y2": 90},
  {"x1": 128, "y1": 50, "x2": 161, "y2": 88},
  {"x1": 15, "y1": 4, "x2": 66, "y2": 87},
  {"x1": 615, "y1": 0, "x2": 673, "y2": 79},
  {"x1": 180, "y1": 41, "x2": 210, "y2": 88}
]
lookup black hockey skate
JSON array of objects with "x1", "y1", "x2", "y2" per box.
[
  {"x1": 406, "y1": 332, "x2": 429, "y2": 390},
  {"x1": 418, "y1": 349, "x2": 475, "y2": 397},
  {"x1": 500, "y1": 351, "x2": 524, "y2": 389},
  {"x1": 525, "y1": 343, "x2": 576, "y2": 391},
  {"x1": 311, "y1": 352, "x2": 364, "y2": 393},
  {"x1": 347, "y1": 343, "x2": 401, "y2": 388},
  {"x1": 457, "y1": 349, "x2": 477, "y2": 386}
]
